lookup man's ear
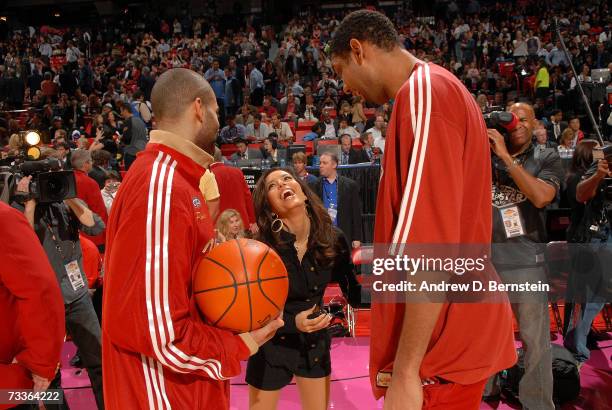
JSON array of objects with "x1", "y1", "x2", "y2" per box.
[
  {"x1": 194, "y1": 97, "x2": 204, "y2": 123},
  {"x1": 349, "y1": 39, "x2": 364, "y2": 65}
]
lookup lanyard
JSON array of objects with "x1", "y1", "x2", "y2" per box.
[{"x1": 43, "y1": 216, "x2": 76, "y2": 263}]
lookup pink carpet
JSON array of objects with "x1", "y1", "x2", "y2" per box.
[{"x1": 61, "y1": 335, "x2": 611, "y2": 409}]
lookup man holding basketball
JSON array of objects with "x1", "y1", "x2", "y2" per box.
[
  {"x1": 103, "y1": 68, "x2": 283, "y2": 409},
  {"x1": 330, "y1": 11, "x2": 517, "y2": 409}
]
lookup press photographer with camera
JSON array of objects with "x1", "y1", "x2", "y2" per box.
[
  {"x1": 11, "y1": 151, "x2": 106, "y2": 409},
  {"x1": 564, "y1": 144, "x2": 612, "y2": 364},
  {"x1": 486, "y1": 103, "x2": 564, "y2": 409}
]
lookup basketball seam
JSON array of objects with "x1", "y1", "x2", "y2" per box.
[
  {"x1": 255, "y1": 247, "x2": 282, "y2": 312},
  {"x1": 199, "y1": 256, "x2": 239, "y2": 328},
  {"x1": 193, "y1": 275, "x2": 288, "y2": 294},
  {"x1": 236, "y1": 239, "x2": 254, "y2": 332}
]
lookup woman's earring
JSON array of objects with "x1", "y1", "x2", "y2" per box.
[{"x1": 271, "y1": 213, "x2": 284, "y2": 233}]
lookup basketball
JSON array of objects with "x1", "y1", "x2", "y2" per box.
[{"x1": 194, "y1": 238, "x2": 289, "y2": 333}]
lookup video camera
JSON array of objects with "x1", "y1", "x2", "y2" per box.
[
  {"x1": 1, "y1": 157, "x2": 77, "y2": 204},
  {"x1": 484, "y1": 110, "x2": 519, "y2": 134}
]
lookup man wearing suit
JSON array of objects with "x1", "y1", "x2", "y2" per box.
[
  {"x1": 339, "y1": 134, "x2": 370, "y2": 164},
  {"x1": 311, "y1": 152, "x2": 362, "y2": 248},
  {"x1": 546, "y1": 109, "x2": 567, "y2": 143},
  {"x1": 230, "y1": 138, "x2": 263, "y2": 161}
]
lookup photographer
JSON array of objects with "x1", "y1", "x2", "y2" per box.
[
  {"x1": 564, "y1": 146, "x2": 612, "y2": 363},
  {"x1": 486, "y1": 103, "x2": 564, "y2": 410},
  {"x1": 12, "y1": 158, "x2": 106, "y2": 409}
]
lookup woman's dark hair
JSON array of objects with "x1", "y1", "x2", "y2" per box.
[
  {"x1": 252, "y1": 168, "x2": 336, "y2": 267},
  {"x1": 264, "y1": 134, "x2": 279, "y2": 150},
  {"x1": 569, "y1": 139, "x2": 598, "y2": 176}
]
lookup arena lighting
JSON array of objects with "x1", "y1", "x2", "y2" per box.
[
  {"x1": 0, "y1": 17, "x2": 7, "y2": 22},
  {"x1": 26, "y1": 146, "x2": 41, "y2": 160},
  {"x1": 53, "y1": 12, "x2": 61, "y2": 18},
  {"x1": 24, "y1": 130, "x2": 41, "y2": 146},
  {"x1": 20, "y1": 130, "x2": 41, "y2": 160}
]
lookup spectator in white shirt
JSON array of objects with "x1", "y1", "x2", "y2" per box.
[
  {"x1": 101, "y1": 172, "x2": 121, "y2": 214},
  {"x1": 65, "y1": 41, "x2": 81, "y2": 66},
  {"x1": 39, "y1": 38, "x2": 53, "y2": 58},
  {"x1": 366, "y1": 115, "x2": 386, "y2": 141},
  {"x1": 337, "y1": 119, "x2": 360, "y2": 140},
  {"x1": 267, "y1": 113, "x2": 294, "y2": 143}
]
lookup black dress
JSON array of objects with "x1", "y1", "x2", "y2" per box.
[{"x1": 246, "y1": 228, "x2": 359, "y2": 390}]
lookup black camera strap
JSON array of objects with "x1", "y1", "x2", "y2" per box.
[{"x1": 42, "y1": 215, "x2": 76, "y2": 263}]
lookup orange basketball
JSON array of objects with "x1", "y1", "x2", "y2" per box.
[{"x1": 194, "y1": 238, "x2": 289, "y2": 333}]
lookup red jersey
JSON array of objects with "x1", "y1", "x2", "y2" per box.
[
  {"x1": 0, "y1": 203, "x2": 64, "y2": 401},
  {"x1": 370, "y1": 62, "x2": 516, "y2": 398},
  {"x1": 79, "y1": 234, "x2": 101, "y2": 287},
  {"x1": 209, "y1": 162, "x2": 256, "y2": 225},
  {"x1": 74, "y1": 170, "x2": 108, "y2": 247},
  {"x1": 103, "y1": 131, "x2": 257, "y2": 410}
]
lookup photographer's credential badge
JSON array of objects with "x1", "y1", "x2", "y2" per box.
[
  {"x1": 500, "y1": 205, "x2": 525, "y2": 238},
  {"x1": 65, "y1": 260, "x2": 86, "y2": 291}
]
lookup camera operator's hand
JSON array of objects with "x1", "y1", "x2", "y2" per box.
[
  {"x1": 595, "y1": 159, "x2": 611, "y2": 180},
  {"x1": 16, "y1": 176, "x2": 37, "y2": 227},
  {"x1": 487, "y1": 129, "x2": 510, "y2": 161},
  {"x1": 16, "y1": 175, "x2": 32, "y2": 195}
]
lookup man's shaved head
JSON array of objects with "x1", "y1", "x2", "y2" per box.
[
  {"x1": 510, "y1": 102, "x2": 535, "y2": 119},
  {"x1": 151, "y1": 68, "x2": 215, "y2": 121},
  {"x1": 509, "y1": 102, "x2": 536, "y2": 148}
]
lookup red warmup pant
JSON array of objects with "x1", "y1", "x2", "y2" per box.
[{"x1": 422, "y1": 379, "x2": 488, "y2": 410}]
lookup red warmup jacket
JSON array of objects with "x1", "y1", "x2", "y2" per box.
[
  {"x1": 74, "y1": 170, "x2": 108, "y2": 247},
  {"x1": 370, "y1": 63, "x2": 516, "y2": 398},
  {"x1": 0, "y1": 202, "x2": 65, "y2": 408},
  {"x1": 79, "y1": 234, "x2": 101, "y2": 287},
  {"x1": 209, "y1": 162, "x2": 256, "y2": 226},
  {"x1": 103, "y1": 131, "x2": 258, "y2": 410}
]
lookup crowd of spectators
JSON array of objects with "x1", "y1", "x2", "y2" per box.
[{"x1": 0, "y1": 0, "x2": 611, "y2": 171}]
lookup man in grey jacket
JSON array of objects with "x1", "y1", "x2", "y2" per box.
[{"x1": 118, "y1": 101, "x2": 148, "y2": 170}]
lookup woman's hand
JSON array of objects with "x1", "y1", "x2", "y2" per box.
[{"x1": 295, "y1": 305, "x2": 331, "y2": 333}]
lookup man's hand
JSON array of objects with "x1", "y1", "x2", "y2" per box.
[
  {"x1": 487, "y1": 129, "x2": 510, "y2": 160},
  {"x1": 295, "y1": 305, "x2": 332, "y2": 333},
  {"x1": 352, "y1": 240, "x2": 361, "y2": 249},
  {"x1": 595, "y1": 159, "x2": 610, "y2": 180},
  {"x1": 383, "y1": 373, "x2": 423, "y2": 410},
  {"x1": 249, "y1": 223, "x2": 259, "y2": 234},
  {"x1": 31, "y1": 373, "x2": 51, "y2": 393},
  {"x1": 248, "y1": 313, "x2": 284, "y2": 346},
  {"x1": 16, "y1": 175, "x2": 32, "y2": 194}
]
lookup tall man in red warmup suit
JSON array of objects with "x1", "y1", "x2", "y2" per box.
[{"x1": 331, "y1": 10, "x2": 517, "y2": 409}]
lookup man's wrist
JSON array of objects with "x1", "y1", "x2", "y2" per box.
[
  {"x1": 391, "y1": 367, "x2": 421, "y2": 384},
  {"x1": 503, "y1": 156, "x2": 521, "y2": 170}
]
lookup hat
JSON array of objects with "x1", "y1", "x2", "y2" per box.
[
  {"x1": 104, "y1": 103, "x2": 113, "y2": 109},
  {"x1": 53, "y1": 116, "x2": 62, "y2": 122},
  {"x1": 71, "y1": 130, "x2": 81, "y2": 139}
]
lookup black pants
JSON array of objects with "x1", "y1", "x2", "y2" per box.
[
  {"x1": 251, "y1": 87, "x2": 264, "y2": 107},
  {"x1": 62, "y1": 293, "x2": 104, "y2": 409}
]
